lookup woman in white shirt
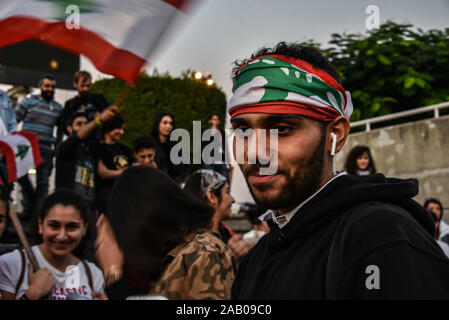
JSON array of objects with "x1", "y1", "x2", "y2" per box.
[{"x1": 0, "y1": 189, "x2": 104, "y2": 300}]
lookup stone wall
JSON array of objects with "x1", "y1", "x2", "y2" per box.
[{"x1": 335, "y1": 115, "x2": 449, "y2": 218}]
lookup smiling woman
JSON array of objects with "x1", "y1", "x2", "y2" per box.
[{"x1": 0, "y1": 189, "x2": 105, "y2": 300}]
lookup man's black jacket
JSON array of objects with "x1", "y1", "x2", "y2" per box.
[{"x1": 232, "y1": 174, "x2": 449, "y2": 299}]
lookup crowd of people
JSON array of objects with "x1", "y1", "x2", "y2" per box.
[{"x1": 0, "y1": 41, "x2": 448, "y2": 300}]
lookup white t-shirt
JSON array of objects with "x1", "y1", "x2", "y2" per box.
[{"x1": 0, "y1": 245, "x2": 105, "y2": 300}]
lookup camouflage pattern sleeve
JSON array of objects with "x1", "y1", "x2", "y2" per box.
[{"x1": 152, "y1": 232, "x2": 236, "y2": 300}]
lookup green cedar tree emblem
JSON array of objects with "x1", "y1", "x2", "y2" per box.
[
  {"x1": 15, "y1": 145, "x2": 30, "y2": 160},
  {"x1": 36, "y1": 0, "x2": 102, "y2": 20}
]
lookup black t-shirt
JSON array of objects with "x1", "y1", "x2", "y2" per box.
[
  {"x1": 154, "y1": 139, "x2": 191, "y2": 184},
  {"x1": 62, "y1": 93, "x2": 108, "y2": 132},
  {"x1": 93, "y1": 142, "x2": 134, "y2": 191},
  {"x1": 56, "y1": 134, "x2": 96, "y2": 203}
]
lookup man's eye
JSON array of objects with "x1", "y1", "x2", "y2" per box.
[{"x1": 276, "y1": 126, "x2": 291, "y2": 134}]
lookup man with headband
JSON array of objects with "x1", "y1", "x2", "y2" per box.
[{"x1": 230, "y1": 42, "x2": 449, "y2": 299}]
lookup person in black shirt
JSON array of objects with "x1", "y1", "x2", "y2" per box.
[
  {"x1": 61, "y1": 71, "x2": 108, "y2": 136},
  {"x1": 55, "y1": 106, "x2": 118, "y2": 208},
  {"x1": 94, "y1": 113, "x2": 134, "y2": 214},
  {"x1": 202, "y1": 112, "x2": 231, "y2": 181},
  {"x1": 150, "y1": 113, "x2": 190, "y2": 185},
  {"x1": 229, "y1": 41, "x2": 449, "y2": 299},
  {"x1": 132, "y1": 135, "x2": 157, "y2": 168}
]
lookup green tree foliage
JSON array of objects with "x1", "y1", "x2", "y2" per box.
[
  {"x1": 90, "y1": 71, "x2": 227, "y2": 148},
  {"x1": 324, "y1": 21, "x2": 449, "y2": 121}
]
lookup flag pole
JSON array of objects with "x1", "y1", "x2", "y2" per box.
[
  {"x1": 8, "y1": 204, "x2": 39, "y2": 272},
  {"x1": 112, "y1": 72, "x2": 144, "y2": 108}
]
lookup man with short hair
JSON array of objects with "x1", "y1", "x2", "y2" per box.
[
  {"x1": 202, "y1": 112, "x2": 230, "y2": 181},
  {"x1": 55, "y1": 106, "x2": 117, "y2": 207},
  {"x1": 15, "y1": 75, "x2": 63, "y2": 217},
  {"x1": 62, "y1": 70, "x2": 108, "y2": 135},
  {"x1": 132, "y1": 135, "x2": 157, "y2": 168},
  {"x1": 230, "y1": 42, "x2": 449, "y2": 299}
]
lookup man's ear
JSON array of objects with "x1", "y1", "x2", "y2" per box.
[
  {"x1": 328, "y1": 116, "x2": 351, "y2": 155},
  {"x1": 66, "y1": 126, "x2": 73, "y2": 135}
]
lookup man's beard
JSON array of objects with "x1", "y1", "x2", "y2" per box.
[
  {"x1": 244, "y1": 134, "x2": 326, "y2": 212},
  {"x1": 41, "y1": 90, "x2": 54, "y2": 101}
]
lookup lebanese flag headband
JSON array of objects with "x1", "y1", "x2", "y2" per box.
[{"x1": 227, "y1": 55, "x2": 353, "y2": 122}]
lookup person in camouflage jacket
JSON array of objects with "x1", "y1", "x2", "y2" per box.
[{"x1": 152, "y1": 230, "x2": 236, "y2": 300}]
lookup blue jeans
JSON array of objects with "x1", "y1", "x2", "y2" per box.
[{"x1": 18, "y1": 147, "x2": 53, "y2": 216}]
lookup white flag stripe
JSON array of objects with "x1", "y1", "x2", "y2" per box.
[
  {"x1": 0, "y1": 0, "x2": 179, "y2": 59},
  {"x1": 0, "y1": 134, "x2": 35, "y2": 178}
]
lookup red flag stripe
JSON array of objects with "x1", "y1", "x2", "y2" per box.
[
  {"x1": 162, "y1": 0, "x2": 193, "y2": 11},
  {"x1": 229, "y1": 101, "x2": 342, "y2": 122},
  {"x1": 0, "y1": 140, "x2": 17, "y2": 183},
  {"x1": 0, "y1": 16, "x2": 146, "y2": 84}
]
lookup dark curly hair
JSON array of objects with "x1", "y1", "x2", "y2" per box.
[
  {"x1": 231, "y1": 41, "x2": 341, "y2": 85},
  {"x1": 31, "y1": 189, "x2": 94, "y2": 260},
  {"x1": 344, "y1": 145, "x2": 377, "y2": 175},
  {"x1": 424, "y1": 198, "x2": 443, "y2": 221}
]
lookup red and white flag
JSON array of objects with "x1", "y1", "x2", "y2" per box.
[
  {"x1": 0, "y1": 132, "x2": 42, "y2": 184},
  {"x1": 0, "y1": 0, "x2": 193, "y2": 84}
]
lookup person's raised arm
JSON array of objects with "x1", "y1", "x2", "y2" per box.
[{"x1": 77, "y1": 106, "x2": 118, "y2": 141}]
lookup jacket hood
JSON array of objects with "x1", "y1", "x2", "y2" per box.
[{"x1": 275, "y1": 173, "x2": 434, "y2": 245}]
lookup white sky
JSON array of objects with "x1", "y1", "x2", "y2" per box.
[{"x1": 83, "y1": 0, "x2": 449, "y2": 101}]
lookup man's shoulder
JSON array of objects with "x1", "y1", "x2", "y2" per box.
[
  {"x1": 116, "y1": 143, "x2": 133, "y2": 155},
  {"x1": 20, "y1": 94, "x2": 39, "y2": 105},
  {"x1": 346, "y1": 201, "x2": 425, "y2": 233},
  {"x1": 340, "y1": 201, "x2": 436, "y2": 260},
  {"x1": 64, "y1": 96, "x2": 79, "y2": 107},
  {"x1": 53, "y1": 100, "x2": 63, "y2": 110}
]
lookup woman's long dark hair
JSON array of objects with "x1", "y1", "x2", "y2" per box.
[
  {"x1": 344, "y1": 145, "x2": 377, "y2": 175},
  {"x1": 107, "y1": 166, "x2": 214, "y2": 283},
  {"x1": 150, "y1": 112, "x2": 175, "y2": 143},
  {"x1": 424, "y1": 198, "x2": 444, "y2": 221},
  {"x1": 31, "y1": 189, "x2": 94, "y2": 260}
]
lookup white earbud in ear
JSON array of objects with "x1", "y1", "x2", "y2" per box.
[{"x1": 330, "y1": 132, "x2": 337, "y2": 156}]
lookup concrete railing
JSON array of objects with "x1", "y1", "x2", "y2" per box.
[{"x1": 351, "y1": 101, "x2": 449, "y2": 132}]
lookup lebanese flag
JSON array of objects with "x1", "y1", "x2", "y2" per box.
[
  {"x1": 0, "y1": 132, "x2": 42, "y2": 184},
  {"x1": 0, "y1": 0, "x2": 192, "y2": 84}
]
